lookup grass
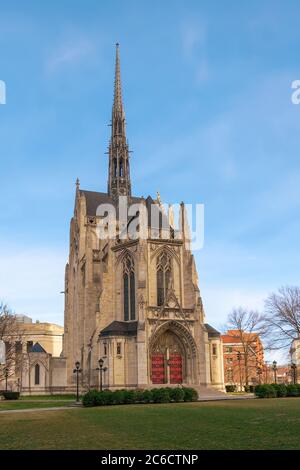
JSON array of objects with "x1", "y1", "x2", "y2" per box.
[{"x1": 0, "y1": 398, "x2": 300, "y2": 450}]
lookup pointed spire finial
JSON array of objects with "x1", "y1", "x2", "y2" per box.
[
  {"x1": 113, "y1": 42, "x2": 123, "y2": 114},
  {"x1": 76, "y1": 177, "x2": 80, "y2": 191}
]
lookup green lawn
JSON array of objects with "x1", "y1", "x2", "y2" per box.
[{"x1": 0, "y1": 398, "x2": 300, "y2": 450}]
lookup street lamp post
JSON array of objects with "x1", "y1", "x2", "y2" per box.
[
  {"x1": 257, "y1": 367, "x2": 262, "y2": 385},
  {"x1": 272, "y1": 360, "x2": 277, "y2": 384},
  {"x1": 291, "y1": 362, "x2": 297, "y2": 385},
  {"x1": 73, "y1": 361, "x2": 82, "y2": 402},
  {"x1": 237, "y1": 352, "x2": 242, "y2": 391},
  {"x1": 96, "y1": 358, "x2": 107, "y2": 392}
]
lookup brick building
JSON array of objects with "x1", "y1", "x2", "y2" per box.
[{"x1": 221, "y1": 330, "x2": 264, "y2": 390}]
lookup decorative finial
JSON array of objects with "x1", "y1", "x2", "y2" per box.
[
  {"x1": 168, "y1": 204, "x2": 175, "y2": 227},
  {"x1": 76, "y1": 177, "x2": 80, "y2": 191},
  {"x1": 156, "y1": 191, "x2": 161, "y2": 206}
]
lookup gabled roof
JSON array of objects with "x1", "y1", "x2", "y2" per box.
[
  {"x1": 99, "y1": 321, "x2": 138, "y2": 337},
  {"x1": 29, "y1": 342, "x2": 47, "y2": 353},
  {"x1": 205, "y1": 323, "x2": 221, "y2": 338},
  {"x1": 79, "y1": 190, "x2": 113, "y2": 216},
  {"x1": 79, "y1": 190, "x2": 171, "y2": 232}
]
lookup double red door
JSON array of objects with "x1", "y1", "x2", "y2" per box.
[
  {"x1": 151, "y1": 354, "x2": 183, "y2": 384},
  {"x1": 169, "y1": 354, "x2": 182, "y2": 384},
  {"x1": 151, "y1": 354, "x2": 165, "y2": 384}
]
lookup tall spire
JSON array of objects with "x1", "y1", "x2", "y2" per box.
[
  {"x1": 108, "y1": 43, "x2": 131, "y2": 198},
  {"x1": 113, "y1": 43, "x2": 123, "y2": 115}
]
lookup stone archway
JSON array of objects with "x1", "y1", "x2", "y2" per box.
[{"x1": 149, "y1": 321, "x2": 198, "y2": 385}]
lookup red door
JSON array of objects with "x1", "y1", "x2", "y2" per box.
[
  {"x1": 169, "y1": 354, "x2": 183, "y2": 384},
  {"x1": 151, "y1": 354, "x2": 165, "y2": 384}
]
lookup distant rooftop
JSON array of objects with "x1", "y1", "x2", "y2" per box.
[{"x1": 15, "y1": 314, "x2": 32, "y2": 324}]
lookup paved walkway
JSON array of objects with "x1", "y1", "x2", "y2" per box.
[
  {"x1": 197, "y1": 394, "x2": 255, "y2": 402},
  {"x1": 0, "y1": 405, "x2": 79, "y2": 414}
]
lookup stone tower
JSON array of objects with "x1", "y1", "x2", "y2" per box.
[
  {"x1": 63, "y1": 45, "x2": 224, "y2": 394},
  {"x1": 108, "y1": 43, "x2": 131, "y2": 198}
]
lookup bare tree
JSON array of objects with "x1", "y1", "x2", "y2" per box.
[
  {"x1": 226, "y1": 307, "x2": 267, "y2": 387},
  {"x1": 0, "y1": 302, "x2": 21, "y2": 388},
  {"x1": 265, "y1": 286, "x2": 300, "y2": 350}
]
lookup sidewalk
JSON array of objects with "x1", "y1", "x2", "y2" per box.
[{"x1": 0, "y1": 394, "x2": 256, "y2": 413}]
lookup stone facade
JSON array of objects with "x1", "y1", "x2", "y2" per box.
[
  {"x1": 63, "y1": 45, "x2": 225, "y2": 394},
  {"x1": 0, "y1": 316, "x2": 65, "y2": 394}
]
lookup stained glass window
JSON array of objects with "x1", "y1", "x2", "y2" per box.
[
  {"x1": 34, "y1": 363, "x2": 40, "y2": 385},
  {"x1": 156, "y1": 252, "x2": 172, "y2": 306},
  {"x1": 123, "y1": 253, "x2": 135, "y2": 321}
]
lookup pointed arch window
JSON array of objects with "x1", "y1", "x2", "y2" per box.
[
  {"x1": 119, "y1": 158, "x2": 123, "y2": 177},
  {"x1": 123, "y1": 253, "x2": 136, "y2": 321},
  {"x1": 34, "y1": 363, "x2": 40, "y2": 385},
  {"x1": 157, "y1": 252, "x2": 172, "y2": 306},
  {"x1": 113, "y1": 158, "x2": 117, "y2": 178}
]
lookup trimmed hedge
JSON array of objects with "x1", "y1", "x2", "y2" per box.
[
  {"x1": 82, "y1": 387, "x2": 198, "y2": 407},
  {"x1": 2, "y1": 392, "x2": 20, "y2": 400},
  {"x1": 255, "y1": 383, "x2": 300, "y2": 398},
  {"x1": 225, "y1": 385, "x2": 236, "y2": 393}
]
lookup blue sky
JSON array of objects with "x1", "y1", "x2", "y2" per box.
[{"x1": 0, "y1": 1, "x2": 299, "y2": 353}]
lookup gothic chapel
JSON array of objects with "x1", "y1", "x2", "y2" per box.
[{"x1": 63, "y1": 45, "x2": 224, "y2": 394}]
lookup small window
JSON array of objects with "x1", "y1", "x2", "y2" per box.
[
  {"x1": 227, "y1": 370, "x2": 233, "y2": 381},
  {"x1": 227, "y1": 346, "x2": 233, "y2": 353},
  {"x1": 104, "y1": 343, "x2": 108, "y2": 356},
  {"x1": 34, "y1": 364, "x2": 40, "y2": 385},
  {"x1": 116, "y1": 342, "x2": 122, "y2": 356},
  {"x1": 212, "y1": 344, "x2": 217, "y2": 356}
]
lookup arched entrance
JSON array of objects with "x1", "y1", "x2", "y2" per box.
[
  {"x1": 149, "y1": 321, "x2": 198, "y2": 385},
  {"x1": 151, "y1": 331, "x2": 184, "y2": 384}
]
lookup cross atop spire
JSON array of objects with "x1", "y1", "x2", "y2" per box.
[{"x1": 108, "y1": 43, "x2": 132, "y2": 198}]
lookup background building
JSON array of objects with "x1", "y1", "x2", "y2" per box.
[
  {"x1": 291, "y1": 338, "x2": 300, "y2": 366},
  {"x1": 221, "y1": 329, "x2": 264, "y2": 390},
  {"x1": 0, "y1": 315, "x2": 65, "y2": 394}
]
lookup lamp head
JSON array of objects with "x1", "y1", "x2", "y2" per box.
[{"x1": 99, "y1": 358, "x2": 104, "y2": 368}]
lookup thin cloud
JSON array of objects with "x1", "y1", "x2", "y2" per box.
[
  {"x1": 45, "y1": 37, "x2": 95, "y2": 73},
  {"x1": 182, "y1": 22, "x2": 206, "y2": 57},
  {"x1": 181, "y1": 20, "x2": 209, "y2": 83}
]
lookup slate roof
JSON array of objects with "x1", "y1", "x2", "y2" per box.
[
  {"x1": 29, "y1": 342, "x2": 47, "y2": 353},
  {"x1": 204, "y1": 323, "x2": 221, "y2": 338},
  {"x1": 80, "y1": 190, "x2": 112, "y2": 216},
  {"x1": 99, "y1": 321, "x2": 138, "y2": 337},
  {"x1": 80, "y1": 190, "x2": 170, "y2": 230}
]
